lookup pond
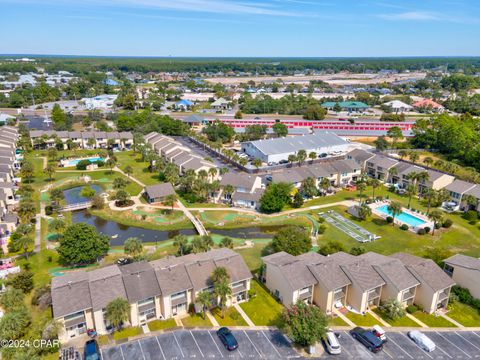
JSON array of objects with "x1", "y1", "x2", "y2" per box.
[
  {"x1": 66, "y1": 186, "x2": 280, "y2": 246},
  {"x1": 63, "y1": 184, "x2": 103, "y2": 204}
]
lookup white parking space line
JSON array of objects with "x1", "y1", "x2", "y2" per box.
[
  {"x1": 472, "y1": 332, "x2": 480, "y2": 339},
  {"x1": 243, "y1": 331, "x2": 263, "y2": 358},
  {"x1": 155, "y1": 336, "x2": 166, "y2": 360},
  {"x1": 399, "y1": 333, "x2": 433, "y2": 360},
  {"x1": 388, "y1": 336, "x2": 414, "y2": 359},
  {"x1": 100, "y1": 349, "x2": 104, "y2": 360},
  {"x1": 208, "y1": 331, "x2": 224, "y2": 358},
  {"x1": 436, "y1": 331, "x2": 472, "y2": 359},
  {"x1": 138, "y1": 340, "x2": 146, "y2": 360},
  {"x1": 119, "y1": 346, "x2": 126, "y2": 360},
  {"x1": 190, "y1": 330, "x2": 204, "y2": 358},
  {"x1": 261, "y1": 331, "x2": 282, "y2": 358},
  {"x1": 173, "y1": 332, "x2": 185, "y2": 358},
  {"x1": 433, "y1": 341, "x2": 452, "y2": 359},
  {"x1": 456, "y1": 332, "x2": 480, "y2": 351},
  {"x1": 383, "y1": 348, "x2": 394, "y2": 359}
]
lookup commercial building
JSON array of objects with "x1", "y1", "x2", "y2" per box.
[
  {"x1": 81, "y1": 94, "x2": 118, "y2": 110},
  {"x1": 321, "y1": 101, "x2": 369, "y2": 113},
  {"x1": 29, "y1": 130, "x2": 133, "y2": 150},
  {"x1": 262, "y1": 250, "x2": 454, "y2": 315},
  {"x1": 241, "y1": 131, "x2": 351, "y2": 164},
  {"x1": 52, "y1": 249, "x2": 252, "y2": 342}
]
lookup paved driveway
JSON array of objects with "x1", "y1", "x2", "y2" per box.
[
  {"x1": 101, "y1": 329, "x2": 300, "y2": 360},
  {"x1": 319, "y1": 330, "x2": 480, "y2": 360}
]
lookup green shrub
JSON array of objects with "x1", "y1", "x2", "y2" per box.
[
  {"x1": 386, "y1": 216, "x2": 393, "y2": 224},
  {"x1": 45, "y1": 205, "x2": 53, "y2": 216},
  {"x1": 318, "y1": 224, "x2": 327, "y2": 234},
  {"x1": 442, "y1": 219, "x2": 453, "y2": 228},
  {"x1": 417, "y1": 228, "x2": 426, "y2": 235},
  {"x1": 434, "y1": 222, "x2": 442, "y2": 229},
  {"x1": 76, "y1": 159, "x2": 91, "y2": 170},
  {"x1": 318, "y1": 217, "x2": 325, "y2": 223},
  {"x1": 462, "y1": 210, "x2": 478, "y2": 222},
  {"x1": 424, "y1": 227, "x2": 431, "y2": 233},
  {"x1": 400, "y1": 224, "x2": 409, "y2": 231},
  {"x1": 406, "y1": 305, "x2": 418, "y2": 314}
]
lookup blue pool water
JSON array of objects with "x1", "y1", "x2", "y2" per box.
[
  {"x1": 67, "y1": 157, "x2": 104, "y2": 166},
  {"x1": 376, "y1": 204, "x2": 426, "y2": 227}
]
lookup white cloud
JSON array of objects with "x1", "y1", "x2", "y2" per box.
[{"x1": 379, "y1": 11, "x2": 441, "y2": 21}]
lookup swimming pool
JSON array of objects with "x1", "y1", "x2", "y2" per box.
[
  {"x1": 376, "y1": 204, "x2": 427, "y2": 227},
  {"x1": 65, "y1": 157, "x2": 104, "y2": 166}
]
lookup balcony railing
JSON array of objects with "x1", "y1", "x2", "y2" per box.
[
  {"x1": 334, "y1": 290, "x2": 346, "y2": 301},
  {"x1": 402, "y1": 289, "x2": 416, "y2": 302},
  {"x1": 438, "y1": 290, "x2": 450, "y2": 302},
  {"x1": 368, "y1": 289, "x2": 381, "y2": 301},
  {"x1": 298, "y1": 290, "x2": 313, "y2": 301}
]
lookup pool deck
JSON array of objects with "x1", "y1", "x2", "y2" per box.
[{"x1": 370, "y1": 201, "x2": 434, "y2": 232}]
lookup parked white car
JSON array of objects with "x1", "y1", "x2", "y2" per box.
[
  {"x1": 408, "y1": 330, "x2": 436, "y2": 352},
  {"x1": 325, "y1": 331, "x2": 341, "y2": 355}
]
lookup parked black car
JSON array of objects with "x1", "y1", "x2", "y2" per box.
[
  {"x1": 84, "y1": 339, "x2": 101, "y2": 360},
  {"x1": 216, "y1": 327, "x2": 239, "y2": 351},
  {"x1": 350, "y1": 327, "x2": 383, "y2": 353}
]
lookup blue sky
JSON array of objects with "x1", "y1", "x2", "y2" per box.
[{"x1": 1, "y1": 0, "x2": 479, "y2": 57}]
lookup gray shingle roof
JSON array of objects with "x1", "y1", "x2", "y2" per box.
[
  {"x1": 51, "y1": 271, "x2": 91, "y2": 318},
  {"x1": 307, "y1": 252, "x2": 354, "y2": 291},
  {"x1": 155, "y1": 264, "x2": 193, "y2": 296},
  {"x1": 220, "y1": 172, "x2": 258, "y2": 190},
  {"x1": 144, "y1": 183, "x2": 175, "y2": 199},
  {"x1": 340, "y1": 259, "x2": 386, "y2": 291},
  {"x1": 444, "y1": 254, "x2": 480, "y2": 271},
  {"x1": 391, "y1": 253, "x2": 455, "y2": 291},
  {"x1": 346, "y1": 149, "x2": 374, "y2": 164},
  {"x1": 367, "y1": 155, "x2": 398, "y2": 169},
  {"x1": 445, "y1": 179, "x2": 476, "y2": 194},
  {"x1": 120, "y1": 262, "x2": 161, "y2": 302},
  {"x1": 88, "y1": 265, "x2": 127, "y2": 311}
]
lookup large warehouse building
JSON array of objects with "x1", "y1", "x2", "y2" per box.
[{"x1": 241, "y1": 131, "x2": 351, "y2": 163}]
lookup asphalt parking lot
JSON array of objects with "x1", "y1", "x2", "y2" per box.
[
  {"x1": 319, "y1": 330, "x2": 480, "y2": 360},
  {"x1": 101, "y1": 329, "x2": 300, "y2": 360}
]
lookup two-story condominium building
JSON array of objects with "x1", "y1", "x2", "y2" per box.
[
  {"x1": 462, "y1": 185, "x2": 480, "y2": 211},
  {"x1": 443, "y1": 254, "x2": 480, "y2": 299},
  {"x1": 391, "y1": 253, "x2": 455, "y2": 313},
  {"x1": 145, "y1": 132, "x2": 216, "y2": 176},
  {"x1": 345, "y1": 149, "x2": 374, "y2": 171},
  {"x1": 219, "y1": 172, "x2": 264, "y2": 209},
  {"x1": 418, "y1": 169, "x2": 455, "y2": 193},
  {"x1": 389, "y1": 162, "x2": 426, "y2": 188},
  {"x1": 52, "y1": 249, "x2": 251, "y2": 342},
  {"x1": 444, "y1": 179, "x2": 477, "y2": 207},
  {"x1": 365, "y1": 155, "x2": 398, "y2": 181},
  {"x1": 29, "y1": 130, "x2": 133, "y2": 150},
  {"x1": 262, "y1": 250, "x2": 453, "y2": 316}
]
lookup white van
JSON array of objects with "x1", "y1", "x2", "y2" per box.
[
  {"x1": 408, "y1": 330, "x2": 436, "y2": 352},
  {"x1": 325, "y1": 331, "x2": 341, "y2": 355}
]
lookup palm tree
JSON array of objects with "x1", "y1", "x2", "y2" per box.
[
  {"x1": 287, "y1": 154, "x2": 297, "y2": 167},
  {"x1": 164, "y1": 194, "x2": 177, "y2": 211},
  {"x1": 44, "y1": 163, "x2": 56, "y2": 182},
  {"x1": 308, "y1": 151, "x2": 317, "y2": 164},
  {"x1": 211, "y1": 266, "x2": 229, "y2": 283},
  {"x1": 415, "y1": 171, "x2": 430, "y2": 194},
  {"x1": 398, "y1": 150, "x2": 408, "y2": 160},
  {"x1": 208, "y1": 168, "x2": 218, "y2": 181},
  {"x1": 409, "y1": 151, "x2": 419, "y2": 163},
  {"x1": 105, "y1": 158, "x2": 116, "y2": 174},
  {"x1": 357, "y1": 203, "x2": 372, "y2": 221},
  {"x1": 214, "y1": 280, "x2": 232, "y2": 318},
  {"x1": 406, "y1": 184, "x2": 417, "y2": 208},
  {"x1": 105, "y1": 298, "x2": 130, "y2": 330},
  {"x1": 220, "y1": 237, "x2": 234, "y2": 249},
  {"x1": 387, "y1": 201, "x2": 403, "y2": 226},
  {"x1": 388, "y1": 166, "x2": 398, "y2": 183},
  {"x1": 423, "y1": 157, "x2": 434, "y2": 167},
  {"x1": 463, "y1": 194, "x2": 478, "y2": 211},
  {"x1": 124, "y1": 237, "x2": 143, "y2": 258},
  {"x1": 423, "y1": 188, "x2": 437, "y2": 214},
  {"x1": 370, "y1": 178, "x2": 380, "y2": 200},
  {"x1": 196, "y1": 291, "x2": 213, "y2": 320},
  {"x1": 319, "y1": 178, "x2": 330, "y2": 195},
  {"x1": 296, "y1": 150, "x2": 307, "y2": 167},
  {"x1": 252, "y1": 158, "x2": 262, "y2": 169},
  {"x1": 356, "y1": 181, "x2": 367, "y2": 204},
  {"x1": 222, "y1": 184, "x2": 235, "y2": 201},
  {"x1": 17, "y1": 236, "x2": 33, "y2": 259},
  {"x1": 124, "y1": 165, "x2": 133, "y2": 178},
  {"x1": 429, "y1": 210, "x2": 444, "y2": 235},
  {"x1": 173, "y1": 234, "x2": 189, "y2": 256}
]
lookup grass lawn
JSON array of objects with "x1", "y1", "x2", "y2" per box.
[
  {"x1": 345, "y1": 312, "x2": 380, "y2": 326},
  {"x1": 372, "y1": 308, "x2": 420, "y2": 327},
  {"x1": 211, "y1": 307, "x2": 248, "y2": 327},
  {"x1": 329, "y1": 316, "x2": 349, "y2": 327},
  {"x1": 148, "y1": 318, "x2": 177, "y2": 332},
  {"x1": 181, "y1": 313, "x2": 212, "y2": 327},
  {"x1": 97, "y1": 335, "x2": 111, "y2": 346},
  {"x1": 236, "y1": 243, "x2": 269, "y2": 273},
  {"x1": 16, "y1": 249, "x2": 60, "y2": 287},
  {"x1": 112, "y1": 326, "x2": 142, "y2": 341},
  {"x1": 239, "y1": 280, "x2": 284, "y2": 327},
  {"x1": 315, "y1": 202, "x2": 480, "y2": 259},
  {"x1": 115, "y1": 151, "x2": 160, "y2": 186},
  {"x1": 412, "y1": 311, "x2": 457, "y2": 327},
  {"x1": 447, "y1": 302, "x2": 480, "y2": 327}
]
